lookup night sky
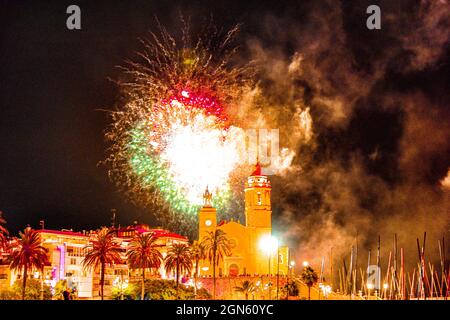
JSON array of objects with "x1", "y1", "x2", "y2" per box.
[
  {"x1": 1, "y1": 0, "x2": 449, "y2": 262},
  {"x1": 0, "y1": 0, "x2": 306, "y2": 233}
]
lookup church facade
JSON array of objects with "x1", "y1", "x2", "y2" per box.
[{"x1": 198, "y1": 164, "x2": 289, "y2": 277}]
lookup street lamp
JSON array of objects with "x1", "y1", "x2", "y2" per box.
[
  {"x1": 259, "y1": 235, "x2": 278, "y2": 300},
  {"x1": 383, "y1": 283, "x2": 388, "y2": 300},
  {"x1": 259, "y1": 235, "x2": 278, "y2": 275},
  {"x1": 289, "y1": 260, "x2": 295, "y2": 278},
  {"x1": 276, "y1": 245, "x2": 280, "y2": 300},
  {"x1": 367, "y1": 283, "x2": 374, "y2": 300},
  {"x1": 302, "y1": 261, "x2": 309, "y2": 267},
  {"x1": 286, "y1": 260, "x2": 296, "y2": 300}
]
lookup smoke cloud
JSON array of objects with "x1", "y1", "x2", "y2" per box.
[{"x1": 239, "y1": 0, "x2": 450, "y2": 273}]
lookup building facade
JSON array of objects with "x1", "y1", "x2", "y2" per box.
[
  {"x1": 1, "y1": 224, "x2": 188, "y2": 299},
  {"x1": 115, "y1": 224, "x2": 189, "y2": 281}
]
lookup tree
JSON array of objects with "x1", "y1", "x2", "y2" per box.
[
  {"x1": 0, "y1": 211, "x2": 9, "y2": 250},
  {"x1": 111, "y1": 282, "x2": 136, "y2": 300},
  {"x1": 82, "y1": 227, "x2": 122, "y2": 300},
  {"x1": 282, "y1": 280, "x2": 300, "y2": 299},
  {"x1": 9, "y1": 227, "x2": 49, "y2": 300},
  {"x1": 11, "y1": 278, "x2": 52, "y2": 300},
  {"x1": 130, "y1": 279, "x2": 211, "y2": 300},
  {"x1": 301, "y1": 266, "x2": 318, "y2": 300},
  {"x1": 53, "y1": 280, "x2": 69, "y2": 300},
  {"x1": 127, "y1": 232, "x2": 163, "y2": 300},
  {"x1": 201, "y1": 229, "x2": 231, "y2": 299},
  {"x1": 234, "y1": 280, "x2": 255, "y2": 300},
  {"x1": 164, "y1": 243, "x2": 192, "y2": 297},
  {"x1": 191, "y1": 242, "x2": 205, "y2": 297}
]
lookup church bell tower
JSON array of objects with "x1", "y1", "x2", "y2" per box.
[{"x1": 244, "y1": 163, "x2": 272, "y2": 229}]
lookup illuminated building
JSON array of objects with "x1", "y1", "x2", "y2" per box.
[
  {"x1": 37, "y1": 229, "x2": 94, "y2": 298},
  {"x1": 1, "y1": 225, "x2": 187, "y2": 299},
  {"x1": 2, "y1": 229, "x2": 95, "y2": 298},
  {"x1": 198, "y1": 163, "x2": 289, "y2": 277},
  {"x1": 115, "y1": 224, "x2": 189, "y2": 280}
]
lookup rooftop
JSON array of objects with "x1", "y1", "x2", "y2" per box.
[{"x1": 37, "y1": 229, "x2": 86, "y2": 237}]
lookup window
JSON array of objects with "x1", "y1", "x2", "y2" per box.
[
  {"x1": 67, "y1": 246, "x2": 84, "y2": 257},
  {"x1": 114, "y1": 269, "x2": 127, "y2": 276},
  {"x1": 257, "y1": 192, "x2": 262, "y2": 205},
  {"x1": 70, "y1": 258, "x2": 77, "y2": 265}
]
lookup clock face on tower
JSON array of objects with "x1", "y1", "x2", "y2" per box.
[{"x1": 205, "y1": 219, "x2": 212, "y2": 226}]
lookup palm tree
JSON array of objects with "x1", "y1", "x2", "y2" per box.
[
  {"x1": 127, "y1": 232, "x2": 163, "y2": 300},
  {"x1": 191, "y1": 242, "x2": 205, "y2": 297},
  {"x1": 301, "y1": 266, "x2": 318, "y2": 300},
  {"x1": 82, "y1": 227, "x2": 122, "y2": 300},
  {"x1": 10, "y1": 227, "x2": 49, "y2": 300},
  {"x1": 0, "y1": 211, "x2": 9, "y2": 250},
  {"x1": 234, "y1": 280, "x2": 255, "y2": 300},
  {"x1": 283, "y1": 280, "x2": 300, "y2": 299},
  {"x1": 201, "y1": 229, "x2": 232, "y2": 299},
  {"x1": 164, "y1": 243, "x2": 192, "y2": 295}
]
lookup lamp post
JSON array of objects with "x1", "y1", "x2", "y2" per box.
[
  {"x1": 383, "y1": 283, "x2": 389, "y2": 300},
  {"x1": 289, "y1": 260, "x2": 295, "y2": 277},
  {"x1": 259, "y1": 235, "x2": 278, "y2": 300},
  {"x1": 269, "y1": 255, "x2": 271, "y2": 278},
  {"x1": 276, "y1": 246, "x2": 280, "y2": 300},
  {"x1": 367, "y1": 283, "x2": 374, "y2": 300},
  {"x1": 287, "y1": 260, "x2": 295, "y2": 300}
]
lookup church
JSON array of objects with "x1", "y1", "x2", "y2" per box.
[{"x1": 197, "y1": 163, "x2": 289, "y2": 277}]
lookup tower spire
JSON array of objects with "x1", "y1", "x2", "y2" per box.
[
  {"x1": 203, "y1": 186, "x2": 213, "y2": 207},
  {"x1": 251, "y1": 162, "x2": 262, "y2": 176}
]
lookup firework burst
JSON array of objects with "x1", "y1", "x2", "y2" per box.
[{"x1": 105, "y1": 22, "x2": 254, "y2": 232}]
